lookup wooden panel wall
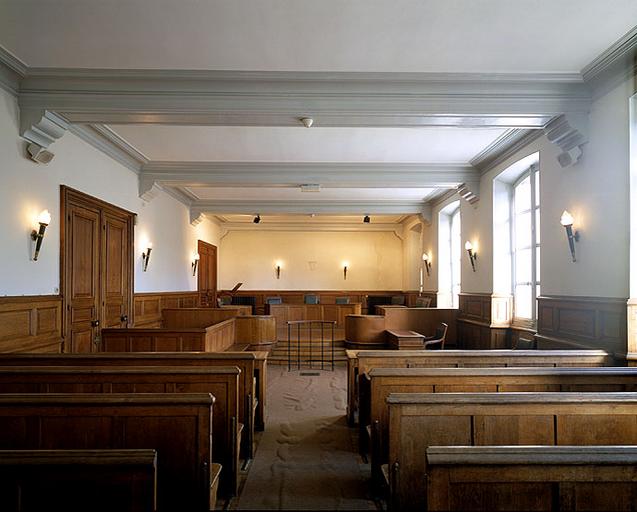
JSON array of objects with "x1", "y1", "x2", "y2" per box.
[
  {"x1": 457, "y1": 293, "x2": 510, "y2": 349},
  {"x1": 0, "y1": 296, "x2": 62, "y2": 353},
  {"x1": 133, "y1": 291, "x2": 199, "y2": 327},
  {"x1": 220, "y1": 289, "x2": 424, "y2": 315},
  {"x1": 536, "y1": 295, "x2": 627, "y2": 355}
]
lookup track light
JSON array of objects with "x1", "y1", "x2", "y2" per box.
[
  {"x1": 253, "y1": 215, "x2": 261, "y2": 224},
  {"x1": 363, "y1": 215, "x2": 370, "y2": 224}
]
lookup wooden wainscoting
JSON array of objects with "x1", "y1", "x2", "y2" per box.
[
  {"x1": 457, "y1": 293, "x2": 510, "y2": 349},
  {"x1": 536, "y1": 295, "x2": 627, "y2": 355},
  {"x1": 133, "y1": 291, "x2": 200, "y2": 327},
  {"x1": 0, "y1": 296, "x2": 62, "y2": 353},
  {"x1": 219, "y1": 289, "x2": 427, "y2": 315}
]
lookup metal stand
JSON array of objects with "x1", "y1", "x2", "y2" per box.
[{"x1": 287, "y1": 320, "x2": 336, "y2": 371}]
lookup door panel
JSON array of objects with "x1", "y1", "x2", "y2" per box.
[
  {"x1": 102, "y1": 212, "x2": 131, "y2": 329},
  {"x1": 66, "y1": 204, "x2": 100, "y2": 353},
  {"x1": 197, "y1": 240, "x2": 217, "y2": 306}
]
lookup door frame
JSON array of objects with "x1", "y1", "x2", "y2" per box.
[{"x1": 60, "y1": 186, "x2": 136, "y2": 346}]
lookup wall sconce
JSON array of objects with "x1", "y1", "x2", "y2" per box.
[
  {"x1": 31, "y1": 209, "x2": 51, "y2": 261},
  {"x1": 192, "y1": 253, "x2": 200, "y2": 276},
  {"x1": 422, "y1": 253, "x2": 432, "y2": 276},
  {"x1": 142, "y1": 243, "x2": 153, "y2": 272},
  {"x1": 275, "y1": 261, "x2": 282, "y2": 279},
  {"x1": 560, "y1": 210, "x2": 580, "y2": 262},
  {"x1": 465, "y1": 241, "x2": 477, "y2": 272},
  {"x1": 343, "y1": 261, "x2": 349, "y2": 280}
]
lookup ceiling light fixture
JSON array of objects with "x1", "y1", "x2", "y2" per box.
[
  {"x1": 300, "y1": 117, "x2": 314, "y2": 128},
  {"x1": 363, "y1": 215, "x2": 370, "y2": 224},
  {"x1": 253, "y1": 214, "x2": 261, "y2": 224}
]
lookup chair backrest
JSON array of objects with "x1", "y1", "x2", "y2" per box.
[
  {"x1": 425, "y1": 322, "x2": 448, "y2": 350},
  {"x1": 390, "y1": 295, "x2": 406, "y2": 306},
  {"x1": 335, "y1": 297, "x2": 350, "y2": 305},
  {"x1": 304, "y1": 294, "x2": 319, "y2": 305},
  {"x1": 265, "y1": 296, "x2": 282, "y2": 305},
  {"x1": 218, "y1": 296, "x2": 232, "y2": 306},
  {"x1": 231, "y1": 296, "x2": 257, "y2": 314},
  {"x1": 415, "y1": 297, "x2": 432, "y2": 308}
]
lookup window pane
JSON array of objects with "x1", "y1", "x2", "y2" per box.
[
  {"x1": 534, "y1": 171, "x2": 540, "y2": 207},
  {"x1": 535, "y1": 209, "x2": 540, "y2": 244},
  {"x1": 535, "y1": 248, "x2": 541, "y2": 283},
  {"x1": 514, "y1": 176, "x2": 531, "y2": 213},
  {"x1": 515, "y1": 284, "x2": 532, "y2": 319},
  {"x1": 515, "y1": 211, "x2": 531, "y2": 248},
  {"x1": 515, "y1": 248, "x2": 532, "y2": 284},
  {"x1": 536, "y1": 284, "x2": 541, "y2": 300}
]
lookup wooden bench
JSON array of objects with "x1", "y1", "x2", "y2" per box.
[
  {"x1": 359, "y1": 367, "x2": 637, "y2": 483},
  {"x1": 0, "y1": 351, "x2": 268, "y2": 443},
  {"x1": 426, "y1": 446, "x2": 637, "y2": 511},
  {"x1": 346, "y1": 349, "x2": 618, "y2": 424},
  {"x1": 0, "y1": 449, "x2": 158, "y2": 512},
  {"x1": 0, "y1": 393, "x2": 215, "y2": 511},
  {"x1": 101, "y1": 320, "x2": 236, "y2": 353},
  {"x1": 0, "y1": 366, "x2": 240, "y2": 498},
  {"x1": 386, "y1": 392, "x2": 637, "y2": 510}
]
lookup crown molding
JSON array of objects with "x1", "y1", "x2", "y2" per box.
[
  {"x1": 471, "y1": 128, "x2": 544, "y2": 174},
  {"x1": 0, "y1": 46, "x2": 27, "y2": 95},
  {"x1": 69, "y1": 124, "x2": 149, "y2": 173},
  {"x1": 582, "y1": 26, "x2": 637, "y2": 97},
  {"x1": 142, "y1": 161, "x2": 476, "y2": 189},
  {"x1": 219, "y1": 220, "x2": 403, "y2": 237},
  {"x1": 17, "y1": 69, "x2": 590, "y2": 128}
]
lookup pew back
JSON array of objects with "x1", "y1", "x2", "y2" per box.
[
  {"x1": 0, "y1": 449, "x2": 157, "y2": 512},
  {"x1": 387, "y1": 392, "x2": 637, "y2": 510},
  {"x1": 0, "y1": 393, "x2": 213, "y2": 511},
  {"x1": 0, "y1": 366, "x2": 240, "y2": 498},
  {"x1": 426, "y1": 446, "x2": 637, "y2": 512},
  {"x1": 346, "y1": 349, "x2": 618, "y2": 424}
]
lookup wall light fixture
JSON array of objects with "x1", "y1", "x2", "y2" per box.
[
  {"x1": 422, "y1": 253, "x2": 432, "y2": 276},
  {"x1": 560, "y1": 210, "x2": 580, "y2": 262},
  {"x1": 31, "y1": 209, "x2": 51, "y2": 261},
  {"x1": 465, "y1": 241, "x2": 477, "y2": 272},
  {"x1": 142, "y1": 243, "x2": 153, "y2": 272},
  {"x1": 192, "y1": 253, "x2": 200, "y2": 276}
]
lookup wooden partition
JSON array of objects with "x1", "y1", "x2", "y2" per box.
[
  {"x1": 0, "y1": 366, "x2": 240, "y2": 498},
  {"x1": 0, "y1": 295, "x2": 62, "y2": 353},
  {"x1": 387, "y1": 392, "x2": 637, "y2": 510},
  {"x1": 266, "y1": 303, "x2": 361, "y2": 329},
  {"x1": 0, "y1": 393, "x2": 214, "y2": 511},
  {"x1": 426, "y1": 446, "x2": 637, "y2": 512},
  {"x1": 382, "y1": 307, "x2": 458, "y2": 345},
  {"x1": 101, "y1": 320, "x2": 236, "y2": 353},
  {"x1": 0, "y1": 449, "x2": 158, "y2": 512},
  {"x1": 133, "y1": 292, "x2": 200, "y2": 327},
  {"x1": 234, "y1": 316, "x2": 277, "y2": 351},
  {"x1": 161, "y1": 307, "x2": 248, "y2": 329},
  {"x1": 345, "y1": 349, "x2": 618, "y2": 424}
]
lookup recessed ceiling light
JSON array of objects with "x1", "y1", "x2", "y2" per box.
[{"x1": 299, "y1": 117, "x2": 314, "y2": 128}]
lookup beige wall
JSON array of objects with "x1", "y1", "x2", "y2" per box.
[{"x1": 219, "y1": 230, "x2": 404, "y2": 290}]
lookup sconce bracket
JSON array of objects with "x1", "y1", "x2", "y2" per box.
[
  {"x1": 543, "y1": 113, "x2": 588, "y2": 168},
  {"x1": 20, "y1": 109, "x2": 69, "y2": 150},
  {"x1": 457, "y1": 181, "x2": 480, "y2": 205},
  {"x1": 139, "y1": 176, "x2": 162, "y2": 203}
]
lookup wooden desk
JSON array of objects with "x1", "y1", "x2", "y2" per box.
[
  {"x1": 266, "y1": 303, "x2": 361, "y2": 329},
  {"x1": 386, "y1": 329, "x2": 424, "y2": 350}
]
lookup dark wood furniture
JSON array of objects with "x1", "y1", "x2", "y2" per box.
[
  {"x1": 0, "y1": 449, "x2": 158, "y2": 512},
  {"x1": 386, "y1": 330, "x2": 424, "y2": 350},
  {"x1": 423, "y1": 322, "x2": 448, "y2": 349}
]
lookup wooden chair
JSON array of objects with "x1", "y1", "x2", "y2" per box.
[
  {"x1": 423, "y1": 322, "x2": 447, "y2": 350},
  {"x1": 265, "y1": 296, "x2": 282, "y2": 305},
  {"x1": 304, "y1": 294, "x2": 319, "y2": 304},
  {"x1": 415, "y1": 297, "x2": 432, "y2": 307},
  {"x1": 390, "y1": 295, "x2": 405, "y2": 306},
  {"x1": 336, "y1": 297, "x2": 350, "y2": 305}
]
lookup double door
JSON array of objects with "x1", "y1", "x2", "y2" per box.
[{"x1": 62, "y1": 187, "x2": 134, "y2": 353}]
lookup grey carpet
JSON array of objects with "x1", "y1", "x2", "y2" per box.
[{"x1": 234, "y1": 365, "x2": 377, "y2": 510}]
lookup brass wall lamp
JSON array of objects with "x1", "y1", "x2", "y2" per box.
[{"x1": 31, "y1": 209, "x2": 51, "y2": 261}]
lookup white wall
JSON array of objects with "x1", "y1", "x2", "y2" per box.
[
  {"x1": 219, "y1": 230, "x2": 403, "y2": 290},
  {"x1": 0, "y1": 88, "x2": 221, "y2": 296}
]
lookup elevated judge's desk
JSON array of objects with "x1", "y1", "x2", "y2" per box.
[{"x1": 265, "y1": 303, "x2": 362, "y2": 329}]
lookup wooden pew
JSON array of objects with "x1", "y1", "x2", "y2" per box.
[
  {"x1": 346, "y1": 349, "x2": 618, "y2": 424},
  {"x1": 359, "y1": 366, "x2": 637, "y2": 483},
  {"x1": 0, "y1": 366, "x2": 240, "y2": 498},
  {"x1": 0, "y1": 449, "x2": 158, "y2": 512},
  {"x1": 101, "y1": 320, "x2": 236, "y2": 353},
  {"x1": 425, "y1": 446, "x2": 637, "y2": 512},
  {"x1": 386, "y1": 392, "x2": 637, "y2": 510},
  {"x1": 0, "y1": 393, "x2": 215, "y2": 511},
  {"x1": 0, "y1": 351, "x2": 268, "y2": 444}
]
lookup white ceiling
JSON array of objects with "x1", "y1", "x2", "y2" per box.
[
  {"x1": 1, "y1": 1, "x2": 635, "y2": 72},
  {"x1": 186, "y1": 187, "x2": 437, "y2": 201},
  {"x1": 111, "y1": 125, "x2": 507, "y2": 163}
]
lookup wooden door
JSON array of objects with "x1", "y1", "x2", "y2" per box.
[
  {"x1": 102, "y1": 211, "x2": 132, "y2": 329},
  {"x1": 64, "y1": 203, "x2": 101, "y2": 353},
  {"x1": 197, "y1": 240, "x2": 217, "y2": 306},
  {"x1": 62, "y1": 187, "x2": 135, "y2": 353}
]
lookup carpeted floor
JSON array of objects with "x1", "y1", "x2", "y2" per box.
[{"x1": 234, "y1": 365, "x2": 378, "y2": 510}]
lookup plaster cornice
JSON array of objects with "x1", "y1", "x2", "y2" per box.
[
  {"x1": 0, "y1": 45, "x2": 26, "y2": 95},
  {"x1": 471, "y1": 129, "x2": 544, "y2": 174}
]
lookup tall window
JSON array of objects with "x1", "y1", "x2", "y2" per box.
[
  {"x1": 512, "y1": 164, "x2": 540, "y2": 322},
  {"x1": 450, "y1": 207, "x2": 461, "y2": 308}
]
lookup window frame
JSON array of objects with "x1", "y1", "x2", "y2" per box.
[{"x1": 449, "y1": 206, "x2": 461, "y2": 309}]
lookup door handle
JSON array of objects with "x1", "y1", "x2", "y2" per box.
[
  {"x1": 120, "y1": 315, "x2": 128, "y2": 322},
  {"x1": 91, "y1": 319, "x2": 100, "y2": 328}
]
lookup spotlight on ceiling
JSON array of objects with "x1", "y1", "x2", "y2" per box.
[
  {"x1": 363, "y1": 215, "x2": 371, "y2": 224},
  {"x1": 253, "y1": 215, "x2": 261, "y2": 224},
  {"x1": 299, "y1": 117, "x2": 314, "y2": 128}
]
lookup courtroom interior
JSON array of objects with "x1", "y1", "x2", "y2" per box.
[{"x1": 1, "y1": 1, "x2": 637, "y2": 510}]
